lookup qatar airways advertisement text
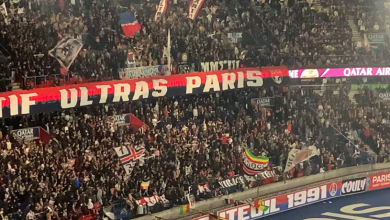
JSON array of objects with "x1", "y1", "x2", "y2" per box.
[{"x1": 289, "y1": 67, "x2": 390, "y2": 78}]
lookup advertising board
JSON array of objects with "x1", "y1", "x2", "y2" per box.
[
  {"x1": 211, "y1": 170, "x2": 390, "y2": 220},
  {"x1": 217, "y1": 181, "x2": 342, "y2": 220},
  {"x1": 289, "y1": 67, "x2": 390, "y2": 78},
  {"x1": 367, "y1": 171, "x2": 390, "y2": 190}
]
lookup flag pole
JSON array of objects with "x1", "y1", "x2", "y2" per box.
[{"x1": 167, "y1": 29, "x2": 171, "y2": 75}]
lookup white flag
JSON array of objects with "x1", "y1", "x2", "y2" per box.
[
  {"x1": 154, "y1": 0, "x2": 167, "y2": 21},
  {"x1": 284, "y1": 146, "x2": 320, "y2": 173},
  {"x1": 188, "y1": 0, "x2": 205, "y2": 20},
  {"x1": 0, "y1": 3, "x2": 7, "y2": 17}
]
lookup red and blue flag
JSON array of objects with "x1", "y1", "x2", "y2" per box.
[{"x1": 119, "y1": 12, "x2": 141, "y2": 38}]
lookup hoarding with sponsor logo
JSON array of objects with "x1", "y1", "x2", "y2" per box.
[
  {"x1": 289, "y1": 67, "x2": 390, "y2": 78},
  {"x1": 0, "y1": 67, "x2": 288, "y2": 119},
  {"x1": 367, "y1": 171, "x2": 390, "y2": 190},
  {"x1": 376, "y1": 92, "x2": 390, "y2": 102},
  {"x1": 341, "y1": 177, "x2": 367, "y2": 195},
  {"x1": 217, "y1": 181, "x2": 342, "y2": 219},
  {"x1": 210, "y1": 171, "x2": 390, "y2": 220},
  {"x1": 250, "y1": 97, "x2": 275, "y2": 107},
  {"x1": 366, "y1": 32, "x2": 389, "y2": 44}
]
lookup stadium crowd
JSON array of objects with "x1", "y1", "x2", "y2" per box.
[
  {"x1": 0, "y1": 79, "x2": 387, "y2": 220},
  {"x1": 0, "y1": 0, "x2": 387, "y2": 91},
  {"x1": 0, "y1": 0, "x2": 389, "y2": 220}
]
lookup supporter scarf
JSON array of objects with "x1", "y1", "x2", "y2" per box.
[
  {"x1": 154, "y1": 0, "x2": 168, "y2": 21},
  {"x1": 188, "y1": 0, "x2": 205, "y2": 20}
]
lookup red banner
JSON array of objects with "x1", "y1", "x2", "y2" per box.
[
  {"x1": 0, "y1": 68, "x2": 288, "y2": 119},
  {"x1": 368, "y1": 171, "x2": 390, "y2": 190}
]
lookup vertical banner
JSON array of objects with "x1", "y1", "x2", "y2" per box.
[
  {"x1": 188, "y1": 0, "x2": 205, "y2": 20},
  {"x1": 154, "y1": 0, "x2": 168, "y2": 21},
  {"x1": 0, "y1": 3, "x2": 9, "y2": 25},
  {"x1": 167, "y1": 29, "x2": 171, "y2": 75}
]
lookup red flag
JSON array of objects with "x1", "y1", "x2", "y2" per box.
[{"x1": 129, "y1": 114, "x2": 148, "y2": 131}]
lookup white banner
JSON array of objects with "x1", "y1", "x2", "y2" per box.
[
  {"x1": 0, "y1": 3, "x2": 7, "y2": 17},
  {"x1": 200, "y1": 60, "x2": 240, "y2": 72},
  {"x1": 154, "y1": 0, "x2": 168, "y2": 21},
  {"x1": 188, "y1": 0, "x2": 205, "y2": 20},
  {"x1": 284, "y1": 146, "x2": 320, "y2": 173},
  {"x1": 119, "y1": 65, "x2": 169, "y2": 80}
]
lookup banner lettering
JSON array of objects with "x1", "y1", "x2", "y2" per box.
[
  {"x1": 341, "y1": 177, "x2": 367, "y2": 195},
  {"x1": 218, "y1": 182, "x2": 342, "y2": 219},
  {"x1": 188, "y1": 0, "x2": 205, "y2": 20},
  {"x1": 154, "y1": 0, "x2": 168, "y2": 21},
  {"x1": 366, "y1": 33, "x2": 388, "y2": 44},
  {"x1": 251, "y1": 97, "x2": 275, "y2": 107},
  {"x1": 119, "y1": 65, "x2": 169, "y2": 80},
  {"x1": 0, "y1": 67, "x2": 288, "y2": 119},
  {"x1": 200, "y1": 60, "x2": 240, "y2": 72},
  {"x1": 289, "y1": 67, "x2": 390, "y2": 78}
]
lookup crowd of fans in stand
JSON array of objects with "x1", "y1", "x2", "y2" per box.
[
  {"x1": 0, "y1": 0, "x2": 389, "y2": 92},
  {"x1": 0, "y1": 0, "x2": 389, "y2": 220},
  {"x1": 0, "y1": 79, "x2": 387, "y2": 220}
]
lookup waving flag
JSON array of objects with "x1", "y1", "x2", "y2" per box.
[
  {"x1": 254, "y1": 199, "x2": 269, "y2": 211},
  {"x1": 284, "y1": 146, "x2": 320, "y2": 173},
  {"x1": 188, "y1": 0, "x2": 205, "y2": 20},
  {"x1": 243, "y1": 148, "x2": 269, "y2": 175},
  {"x1": 140, "y1": 181, "x2": 150, "y2": 190},
  {"x1": 119, "y1": 12, "x2": 141, "y2": 38},
  {"x1": 0, "y1": 3, "x2": 7, "y2": 17},
  {"x1": 114, "y1": 145, "x2": 145, "y2": 174},
  {"x1": 48, "y1": 37, "x2": 83, "y2": 69},
  {"x1": 154, "y1": 0, "x2": 168, "y2": 21}
]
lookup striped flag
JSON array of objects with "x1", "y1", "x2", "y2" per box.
[
  {"x1": 154, "y1": 0, "x2": 168, "y2": 21},
  {"x1": 188, "y1": 0, "x2": 205, "y2": 20},
  {"x1": 179, "y1": 204, "x2": 190, "y2": 214}
]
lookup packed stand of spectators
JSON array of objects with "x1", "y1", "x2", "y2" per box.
[
  {"x1": 353, "y1": 0, "x2": 387, "y2": 33},
  {"x1": 1, "y1": 0, "x2": 389, "y2": 91},
  {"x1": 0, "y1": 78, "x2": 388, "y2": 219}
]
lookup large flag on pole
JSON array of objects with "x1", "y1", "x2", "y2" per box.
[
  {"x1": 188, "y1": 0, "x2": 205, "y2": 20},
  {"x1": 167, "y1": 29, "x2": 171, "y2": 75},
  {"x1": 154, "y1": 0, "x2": 168, "y2": 21},
  {"x1": 114, "y1": 145, "x2": 145, "y2": 174},
  {"x1": 48, "y1": 37, "x2": 83, "y2": 69},
  {"x1": 0, "y1": 3, "x2": 7, "y2": 17},
  {"x1": 119, "y1": 12, "x2": 141, "y2": 38},
  {"x1": 284, "y1": 146, "x2": 320, "y2": 173},
  {"x1": 0, "y1": 3, "x2": 8, "y2": 25}
]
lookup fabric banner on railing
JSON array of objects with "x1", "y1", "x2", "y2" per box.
[{"x1": 119, "y1": 65, "x2": 169, "y2": 79}]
